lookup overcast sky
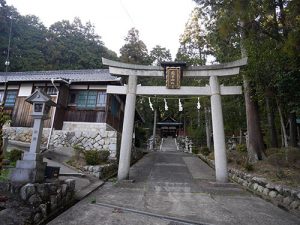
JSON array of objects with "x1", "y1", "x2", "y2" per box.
[{"x1": 6, "y1": 0, "x2": 197, "y2": 59}]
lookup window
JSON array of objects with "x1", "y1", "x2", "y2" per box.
[
  {"x1": 96, "y1": 91, "x2": 107, "y2": 107},
  {"x1": 4, "y1": 90, "x2": 17, "y2": 107},
  {"x1": 111, "y1": 96, "x2": 120, "y2": 117},
  {"x1": 45, "y1": 87, "x2": 57, "y2": 95},
  {"x1": 69, "y1": 90, "x2": 107, "y2": 109},
  {"x1": 38, "y1": 86, "x2": 57, "y2": 95},
  {"x1": 77, "y1": 91, "x2": 88, "y2": 108},
  {"x1": 0, "y1": 91, "x2": 3, "y2": 103},
  {"x1": 86, "y1": 91, "x2": 97, "y2": 108}
]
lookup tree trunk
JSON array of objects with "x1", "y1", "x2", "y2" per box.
[
  {"x1": 0, "y1": 105, "x2": 3, "y2": 175},
  {"x1": 239, "y1": 128, "x2": 243, "y2": 144},
  {"x1": 276, "y1": 98, "x2": 288, "y2": 147},
  {"x1": 151, "y1": 109, "x2": 157, "y2": 149},
  {"x1": 240, "y1": 20, "x2": 266, "y2": 162},
  {"x1": 289, "y1": 112, "x2": 297, "y2": 147},
  {"x1": 243, "y1": 77, "x2": 266, "y2": 161},
  {"x1": 278, "y1": 0, "x2": 288, "y2": 37},
  {"x1": 205, "y1": 107, "x2": 211, "y2": 150},
  {"x1": 265, "y1": 94, "x2": 278, "y2": 148}
]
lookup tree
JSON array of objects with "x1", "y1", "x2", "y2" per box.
[
  {"x1": 120, "y1": 28, "x2": 151, "y2": 65},
  {"x1": 193, "y1": 0, "x2": 300, "y2": 155},
  {"x1": 0, "y1": 1, "x2": 117, "y2": 72},
  {"x1": 46, "y1": 18, "x2": 117, "y2": 70},
  {"x1": 149, "y1": 45, "x2": 172, "y2": 65},
  {"x1": 0, "y1": 1, "x2": 48, "y2": 72},
  {"x1": 176, "y1": 7, "x2": 208, "y2": 66}
]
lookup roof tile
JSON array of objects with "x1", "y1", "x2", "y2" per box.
[{"x1": 0, "y1": 69, "x2": 120, "y2": 83}]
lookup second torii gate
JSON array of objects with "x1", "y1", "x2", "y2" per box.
[{"x1": 102, "y1": 57, "x2": 247, "y2": 183}]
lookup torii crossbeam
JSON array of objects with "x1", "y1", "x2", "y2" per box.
[{"x1": 102, "y1": 58, "x2": 247, "y2": 183}]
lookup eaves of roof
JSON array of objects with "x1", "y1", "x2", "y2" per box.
[{"x1": 0, "y1": 69, "x2": 121, "y2": 83}]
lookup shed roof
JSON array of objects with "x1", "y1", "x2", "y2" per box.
[{"x1": 0, "y1": 69, "x2": 121, "y2": 83}]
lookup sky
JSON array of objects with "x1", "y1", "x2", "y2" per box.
[{"x1": 6, "y1": 0, "x2": 197, "y2": 59}]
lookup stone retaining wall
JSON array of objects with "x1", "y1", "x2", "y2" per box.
[
  {"x1": 0, "y1": 179, "x2": 75, "y2": 225},
  {"x1": 3, "y1": 125, "x2": 118, "y2": 158},
  {"x1": 83, "y1": 163, "x2": 118, "y2": 179},
  {"x1": 198, "y1": 153, "x2": 300, "y2": 217}
]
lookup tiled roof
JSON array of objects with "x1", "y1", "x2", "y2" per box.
[{"x1": 0, "y1": 69, "x2": 121, "y2": 83}]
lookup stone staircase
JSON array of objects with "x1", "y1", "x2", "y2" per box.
[{"x1": 161, "y1": 137, "x2": 178, "y2": 152}]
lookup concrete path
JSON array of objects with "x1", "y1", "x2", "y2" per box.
[{"x1": 48, "y1": 147, "x2": 300, "y2": 225}]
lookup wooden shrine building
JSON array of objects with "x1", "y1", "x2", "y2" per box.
[{"x1": 157, "y1": 117, "x2": 182, "y2": 138}]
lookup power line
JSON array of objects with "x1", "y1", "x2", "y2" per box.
[
  {"x1": 5, "y1": 16, "x2": 13, "y2": 72},
  {"x1": 119, "y1": 0, "x2": 135, "y2": 27}
]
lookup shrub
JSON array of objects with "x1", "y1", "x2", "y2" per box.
[
  {"x1": 7, "y1": 149, "x2": 23, "y2": 162},
  {"x1": 73, "y1": 145, "x2": 84, "y2": 160},
  {"x1": 237, "y1": 144, "x2": 247, "y2": 153},
  {"x1": 84, "y1": 150, "x2": 100, "y2": 165},
  {"x1": 0, "y1": 169, "x2": 10, "y2": 181},
  {"x1": 84, "y1": 150, "x2": 110, "y2": 165},
  {"x1": 200, "y1": 147, "x2": 210, "y2": 156},
  {"x1": 98, "y1": 150, "x2": 110, "y2": 162},
  {"x1": 192, "y1": 148, "x2": 199, "y2": 154}
]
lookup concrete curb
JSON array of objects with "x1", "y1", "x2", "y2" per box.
[
  {"x1": 59, "y1": 173, "x2": 85, "y2": 177},
  {"x1": 75, "y1": 180, "x2": 105, "y2": 201}
]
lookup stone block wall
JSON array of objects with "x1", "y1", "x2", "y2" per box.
[
  {"x1": 83, "y1": 163, "x2": 118, "y2": 179},
  {"x1": 4, "y1": 126, "x2": 50, "y2": 146},
  {"x1": 3, "y1": 123, "x2": 118, "y2": 158},
  {"x1": 0, "y1": 179, "x2": 75, "y2": 225},
  {"x1": 198, "y1": 154, "x2": 300, "y2": 217},
  {"x1": 50, "y1": 130, "x2": 117, "y2": 158}
]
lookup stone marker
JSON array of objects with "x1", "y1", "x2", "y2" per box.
[{"x1": 10, "y1": 89, "x2": 56, "y2": 183}]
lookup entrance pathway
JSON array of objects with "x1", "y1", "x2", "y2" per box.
[{"x1": 48, "y1": 148, "x2": 300, "y2": 225}]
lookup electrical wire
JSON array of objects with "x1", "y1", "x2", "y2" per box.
[{"x1": 119, "y1": 0, "x2": 136, "y2": 27}]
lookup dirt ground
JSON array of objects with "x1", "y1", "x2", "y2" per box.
[{"x1": 225, "y1": 147, "x2": 300, "y2": 188}]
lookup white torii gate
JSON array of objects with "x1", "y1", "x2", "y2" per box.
[{"x1": 102, "y1": 57, "x2": 247, "y2": 183}]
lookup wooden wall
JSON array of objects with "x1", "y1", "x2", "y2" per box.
[
  {"x1": 10, "y1": 97, "x2": 55, "y2": 128},
  {"x1": 7, "y1": 82, "x2": 125, "y2": 132},
  {"x1": 106, "y1": 95, "x2": 124, "y2": 132},
  {"x1": 64, "y1": 108, "x2": 106, "y2": 123}
]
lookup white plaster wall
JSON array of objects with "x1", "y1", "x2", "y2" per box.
[{"x1": 18, "y1": 83, "x2": 33, "y2": 97}]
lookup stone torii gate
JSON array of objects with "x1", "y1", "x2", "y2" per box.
[{"x1": 102, "y1": 57, "x2": 247, "y2": 183}]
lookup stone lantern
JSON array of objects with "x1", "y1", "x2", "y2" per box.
[{"x1": 10, "y1": 89, "x2": 56, "y2": 183}]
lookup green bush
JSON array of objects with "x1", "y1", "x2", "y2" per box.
[
  {"x1": 84, "y1": 150, "x2": 110, "y2": 165},
  {"x1": 135, "y1": 127, "x2": 147, "y2": 148},
  {"x1": 200, "y1": 147, "x2": 210, "y2": 156},
  {"x1": 237, "y1": 144, "x2": 247, "y2": 153},
  {"x1": 7, "y1": 149, "x2": 23, "y2": 162},
  {"x1": 98, "y1": 150, "x2": 110, "y2": 162},
  {"x1": 0, "y1": 169, "x2": 10, "y2": 181},
  {"x1": 192, "y1": 148, "x2": 199, "y2": 154},
  {"x1": 73, "y1": 145, "x2": 84, "y2": 160}
]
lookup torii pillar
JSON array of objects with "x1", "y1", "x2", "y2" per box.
[
  {"x1": 210, "y1": 76, "x2": 228, "y2": 182},
  {"x1": 118, "y1": 76, "x2": 137, "y2": 180}
]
